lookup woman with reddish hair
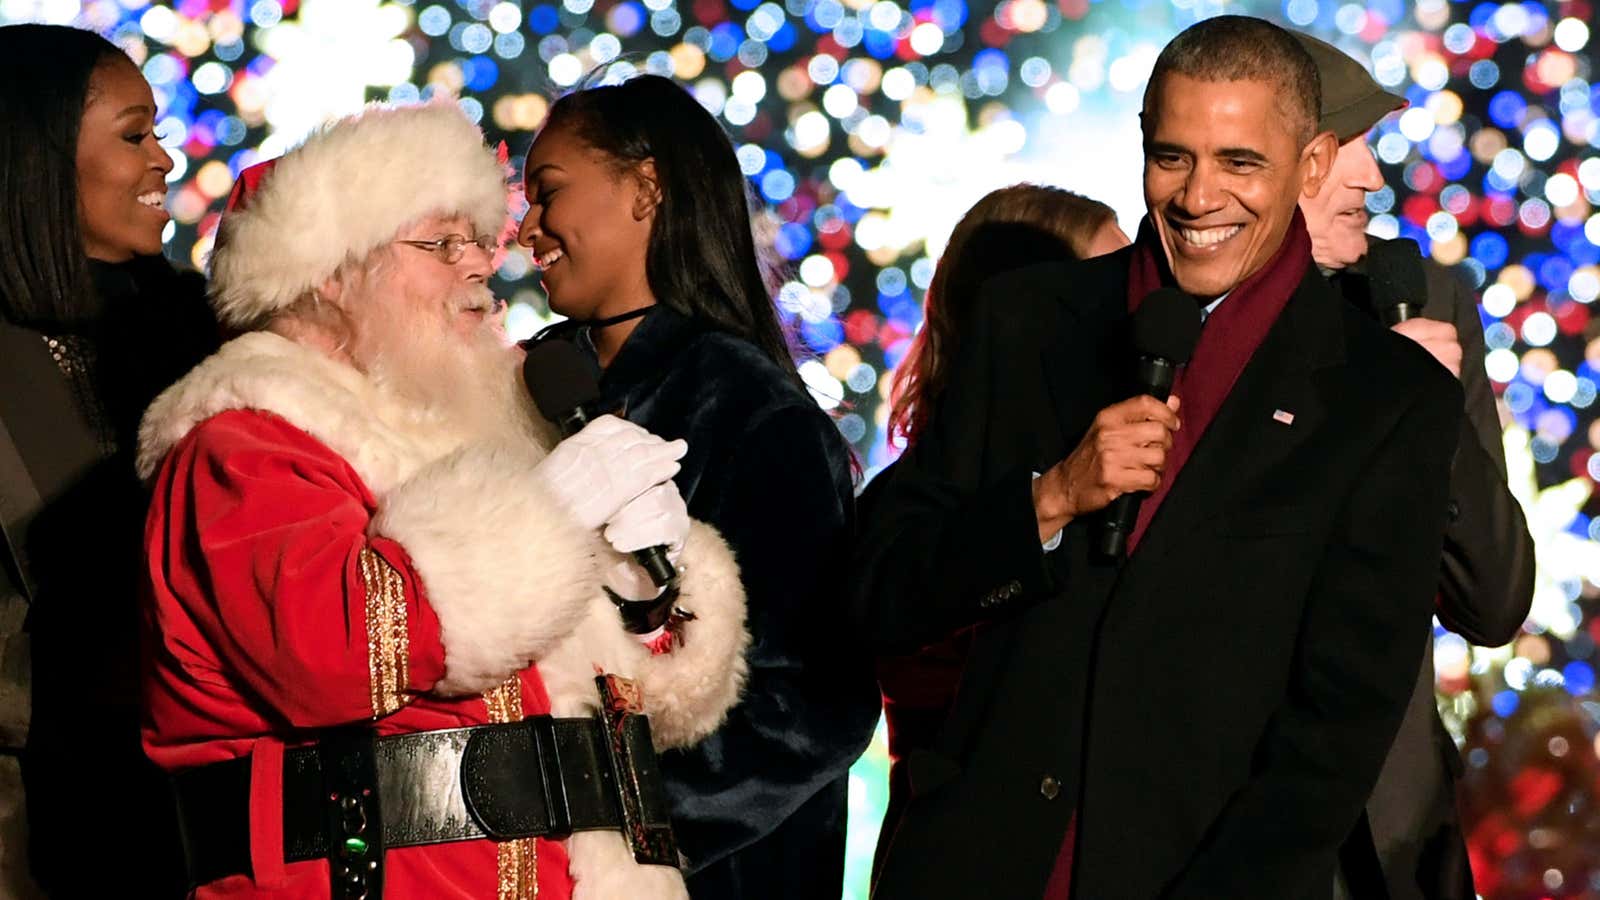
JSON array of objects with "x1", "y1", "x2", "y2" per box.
[
  {"x1": 875, "y1": 183, "x2": 1126, "y2": 866},
  {"x1": 888, "y1": 184, "x2": 1126, "y2": 447}
]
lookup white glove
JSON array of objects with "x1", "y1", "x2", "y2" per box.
[
  {"x1": 535, "y1": 415, "x2": 687, "y2": 531},
  {"x1": 603, "y1": 482, "x2": 690, "y2": 600},
  {"x1": 604, "y1": 482, "x2": 689, "y2": 555}
]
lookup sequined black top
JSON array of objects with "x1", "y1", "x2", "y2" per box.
[
  {"x1": 36, "y1": 332, "x2": 115, "y2": 457},
  {"x1": 0, "y1": 253, "x2": 216, "y2": 895}
]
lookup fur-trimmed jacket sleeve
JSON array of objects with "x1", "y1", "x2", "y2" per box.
[
  {"x1": 376, "y1": 441, "x2": 750, "y2": 740},
  {"x1": 536, "y1": 523, "x2": 748, "y2": 749},
  {"x1": 372, "y1": 439, "x2": 605, "y2": 696}
]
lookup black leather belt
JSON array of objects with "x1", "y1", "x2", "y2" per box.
[{"x1": 171, "y1": 713, "x2": 677, "y2": 893}]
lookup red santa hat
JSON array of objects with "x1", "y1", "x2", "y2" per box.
[
  {"x1": 209, "y1": 102, "x2": 509, "y2": 329},
  {"x1": 221, "y1": 156, "x2": 276, "y2": 216}
]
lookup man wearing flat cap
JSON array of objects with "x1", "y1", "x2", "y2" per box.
[{"x1": 1294, "y1": 31, "x2": 1535, "y2": 900}]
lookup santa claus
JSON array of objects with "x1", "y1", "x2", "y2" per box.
[{"x1": 135, "y1": 101, "x2": 748, "y2": 899}]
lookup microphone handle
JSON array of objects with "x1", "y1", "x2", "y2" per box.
[
  {"x1": 1134, "y1": 356, "x2": 1179, "y2": 398},
  {"x1": 555, "y1": 406, "x2": 591, "y2": 438},
  {"x1": 1380, "y1": 301, "x2": 1417, "y2": 327},
  {"x1": 1095, "y1": 355, "x2": 1179, "y2": 558},
  {"x1": 634, "y1": 546, "x2": 678, "y2": 587}
]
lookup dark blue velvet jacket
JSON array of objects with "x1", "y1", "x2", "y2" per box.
[{"x1": 586, "y1": 306, "x2": 879, "y2": 899}]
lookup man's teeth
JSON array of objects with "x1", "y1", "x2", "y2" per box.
[
  {"x1": 1178, "y1": 225, "x2": 1242, "y2": 247},
  {"x1": 535, "y1": 247, "x2": 564, "y2": 269},
  {"x1": 137, "y1": 192, "x2": 165, "y2": 208}
]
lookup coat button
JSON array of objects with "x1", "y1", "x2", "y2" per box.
[
  {"x1": 1039, "y1": 775, "x2": 1060, "y2": 800},
  {"x1": 1446, "y1": 499, "x2": 1461, "y2": 522}
]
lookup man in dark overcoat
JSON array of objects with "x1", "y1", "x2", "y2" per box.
[{"x1": 853, "y1": 16, "x2": 1466, "y2": 899}]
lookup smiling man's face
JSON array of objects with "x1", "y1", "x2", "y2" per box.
[{"x1": 1143, "y1": 73, "x2": 1331, "y2": 300}]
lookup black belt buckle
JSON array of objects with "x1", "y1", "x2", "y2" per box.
[
  {"x1": 594, "y1": 675, "x2": 678, "y2": 867},
  {"x1": 316, "y1": 726, "x2": 384, "y2": 900},
  {"x1": 460, "y1": 718, "x2": 560, "y2": 842}
]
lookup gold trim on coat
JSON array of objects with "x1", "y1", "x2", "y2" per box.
[
  {"x1": 359, "y1": 548, "x2": 411, "y2": 718},
  {"x1": 485, "y1": 675, "x2": 538, "y2": 900}
]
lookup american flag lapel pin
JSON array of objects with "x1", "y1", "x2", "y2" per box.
[{"x1": 1272, "y1": 409, "x2": 1296, "y2": 426}]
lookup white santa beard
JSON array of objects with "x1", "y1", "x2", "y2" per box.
[{"x1": 348, "y1": 287, "x2": 542, "y2": 449}]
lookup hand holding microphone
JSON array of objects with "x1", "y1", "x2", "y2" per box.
[
  {"x1": 534, "y1": 414, "x2": 686, "y2": 532},
  {"x1": 1367, "y1": 237, "x2": 1461, "y2": 378},
  {"x1": 1093, "y1": 287, "x2": 1203, "y2": 556},
  {"x1": 1032, "y1": 395, "x2": 1180, "y2": 541},
  {"x1": 603, "y1": 483, "x2": 690, "y2": 599},
  {"x1": 524, "y1": 339, "x2": 686, "y2": 591},
  {"x1": 1390, "y1": 319, "x2": 1461, "y2": 377},
  {"x1": 1033, "y1": 287, "x2": 1201, "y2": 555}
]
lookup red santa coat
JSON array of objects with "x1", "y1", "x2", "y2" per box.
[{"x1": 137, "y1": 332, "x2": 750, "y2": 900}]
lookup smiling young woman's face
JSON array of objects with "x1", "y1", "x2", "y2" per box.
[
  {"x1": 74, "y1": 56, "x2": 173, "y2": 262},
  {"x1": 516, "y1": 121, "x2": 656, "y2": 321}
]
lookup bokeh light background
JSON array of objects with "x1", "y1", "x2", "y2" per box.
[{"x1": 4, "y1": 0, "x2": 1598, "y2": 894}]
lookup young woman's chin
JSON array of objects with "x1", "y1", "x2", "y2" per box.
[{"x1": 543, "y1": 286, "x2": 592, "y2": 321}]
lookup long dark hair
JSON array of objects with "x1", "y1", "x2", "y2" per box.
[
  {"x1": 889, "y1": 184, "x2": 1116, "y2": 447},
  {"x1": 0, "y1": 24, "x2": 125, "y2": 326},
  {"x1": 543, "y1": 75, "x2": 801, "y2": 388}
]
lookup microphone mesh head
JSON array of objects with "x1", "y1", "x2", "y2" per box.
[
  {"x1": 1365, "y1": 238, "x2": 1427, "y2": 322},
  {"x1": 1132, "y1": 287, "x2": 1203, "y2": 363},
  {"x1": 522, "y1": 339, "x2": 602, "y2": 422}
]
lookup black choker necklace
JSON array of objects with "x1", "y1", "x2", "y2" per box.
[{"x1": 528, "y1": 304, "x2": 654, "y2": 345}]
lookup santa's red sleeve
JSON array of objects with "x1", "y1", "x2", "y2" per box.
[{"x1": 147, "y1": 409, "x2": 446, "y2": 726}]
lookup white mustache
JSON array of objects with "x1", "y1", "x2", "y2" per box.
[{"x1": 452, "y1": 286, "x2": 501, "y2": 314}]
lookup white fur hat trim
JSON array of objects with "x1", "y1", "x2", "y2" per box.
[{"x1": 209, "y1": 101, "x2": 508, "y2": 328}]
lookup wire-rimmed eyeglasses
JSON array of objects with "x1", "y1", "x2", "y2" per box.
[{"x1": 394, "y1": 233, "x2": 497, "y2": 265}]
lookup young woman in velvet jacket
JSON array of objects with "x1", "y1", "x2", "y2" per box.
[
  {"x1": 0, "y1": 24, "x2": 217, "y2": 896},
  {"x1": 516, "y1": 74, "x2": 879, "y2": 899}
]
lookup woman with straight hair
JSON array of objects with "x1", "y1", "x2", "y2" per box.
[
  {"x1": 873, "y1": 183, "x2": 1126, "y2": 868},
  {"x1": 0, "y1": 23, "x2": 214, "y2": 896},
  {"x1": 517, "y1": 73, "x2": 879, "y2": 900}
]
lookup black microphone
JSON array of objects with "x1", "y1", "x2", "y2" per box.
[
  {"x1": 522, "y1": 339, "x2": 678, "y2": 588},
  {"x1": 1366, "y1": 238, "x2": 1427, "y2": 326},
  {"x1": 1095, "y1": 287, "x2": 1204, "y2": 558}
]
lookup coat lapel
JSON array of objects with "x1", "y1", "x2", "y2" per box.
[{"x1": 1121, "y1": 269, "x2": 1348, "y2": 573}]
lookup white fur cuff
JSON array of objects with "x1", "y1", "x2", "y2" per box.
[
  {"x1": 631, "y1": 522, "x2": 749, "y2": 749},
  {"x1": 372, "y1": 442, "x2": 602, "y2": 695}
]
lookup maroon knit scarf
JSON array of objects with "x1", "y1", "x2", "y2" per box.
[
  {"x1": 1123, "y1": 209, "x2": 1313, "y2": 552},
  {"x1": 1042, "y1": 208, "x2": 1313, "y2": 899}
]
